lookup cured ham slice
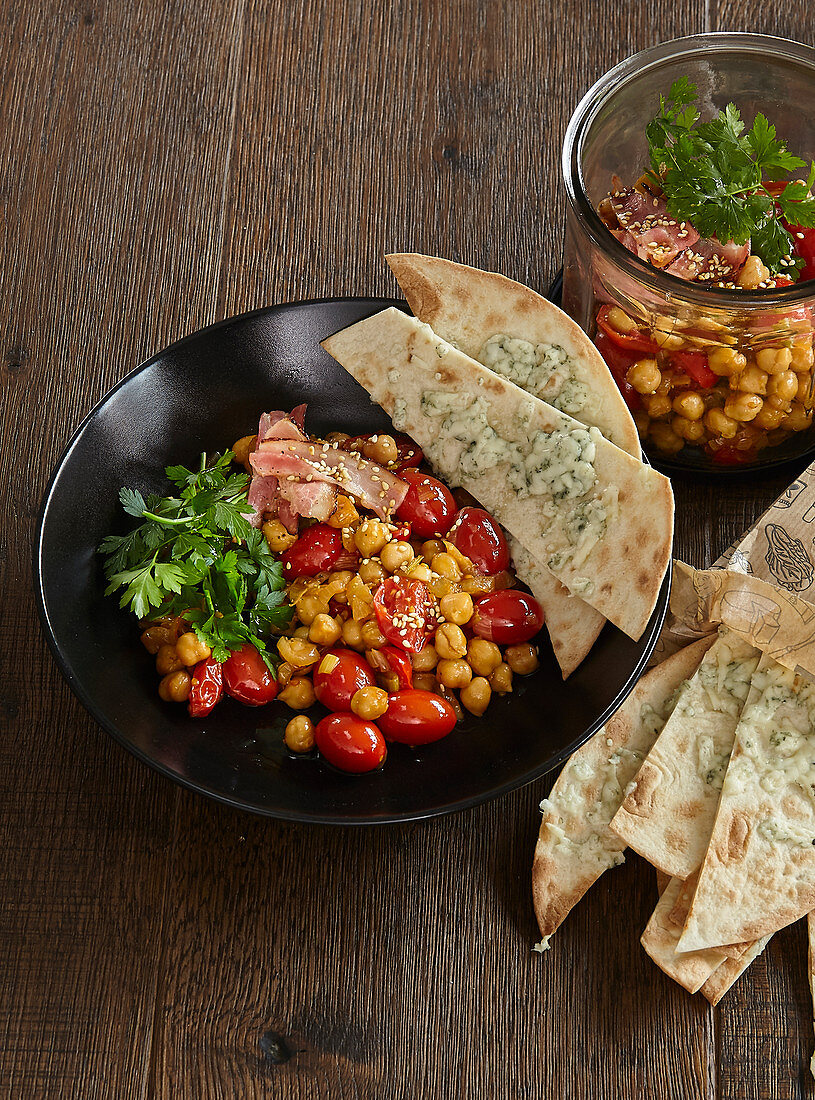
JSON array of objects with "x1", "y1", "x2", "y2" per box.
[
  {"x1": 610, "y1": 187, "x2": 699, "y2": 267},
  {"x1": 250, "y1": 440, "x2": 408, "y2": 521},
  {"x1": 278, "y1": 480, "x2": 336, "y2": 523},
  {"x1": 258, "y1": 407, "x2": 308, "y2": 443},
  {"x1": 665, "y1": 236, "x2": 750, "y2": 283}
]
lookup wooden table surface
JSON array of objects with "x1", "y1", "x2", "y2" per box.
[{"x1": 4, "y1": 2, "x2": 815, "y2": 1097}]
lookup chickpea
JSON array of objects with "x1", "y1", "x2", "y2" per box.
[
  {"x1": 756, "y1": 346, "x2": 793, "y2": 375},
  {"x1": 439, "y1": 592, "x2": 474, "y2": 626},
  {"x1": 358, "y1": 559, "x2": 386, "y2": 587},
  {"x1": 737, "y1": 254, "x2": 770, "y2": 289},
  {"x1": 653, "y1": 315, "x2": 685, "y2": 351},
  {"x1": 362, "y1": 433, "x2": 399, "y2": 465},
  {"x1": 277, "y1": 636, "x2": 321, "y2": 669},
  {"x1": 606, "y1": 306, "x2": 638, "y2": 333},
  {"x1": 354, "y1": 519, "x2": 390, "y2": 558},
  {"x1": 798, "y1": 374, "x2": 814, "y2": 407},
  {"x1": 421, "y1": 538, "x2": 447, "y2": 559},
  {"x1": 413, "y1": 673, "x2": 438, "y2": 692},
  {"x1": 436, "y1": 658, "x2": 473, "y2": 690},
  {"x1": 140, "y1": 624, "x2": 175, "y2": 654},
  {"x1": 327, "y1": 494, "x2": 359, "y2": 529},
  {"x1": 767, "y1": 370, "x2": 798, "y2": 405},
  {"x1": 412, "y1": 644, "x2": 439, "y2": 672},
  {"x1": 341, "y1": 617, "x2": 366, "y2": 651},
  {"x1": 733, "y1": 364, "x2": 767, "y2": 396},
  {"x1": 505, "y1": 643, "x2": 540, "y2": 675},
  {"x1": 279, "y1": 678, "x2": 317, "y2": 710},
  {"x1": 296, "y1": 592, "x2": 328, "y2": 626},
  {"x1": 308, "y1": 613, "x2": 342, "y2": 647},
  {"x1": 460, "y1": 677, "x2": 492, "y2": 717},
  {"x1": 361, "y1": 620, "x2": 386, "y2": 649},
  {"x1": 707, "y1": 347, "x2": 747, "y2": 377},
  {"x1": 724, "y1": 392, "x2": 762, "y2": 423},
  {"x1": 285, "y1": 715, "x2": 315, "y2": 753},
  {"x1": 406, "y1": 562, "x2": 433, "y2": 583},
  {"x1": 156, "y1": 644, "x2": 184, "y2": 675},
  {"x1": 489, "y1": 662, "x2": 513, "y2": 694},
  {"x1": 753, "y1": 403, "x2": 787, "y2": 431},
  {"x1": 704, "y1": 407, "x2": 739, "y2": 439},
  {"x1": 671, "y1": 391, "x2": 705, "y2": 420},
  {"x1": 645, "y1": 393, "x2": 673, "y2": 420},
  {"x1": 648, "y1": 422, "x2": 684, "y2": 454},
  {"x1": 175, "y1": 631, "x2": 211, "y2": 667},
  {"x1": 467, "y1": 638, "x2": 502, "y2": 677},
  {"x1": 626, "y1": 358, "x2": 661, "y2": 395},
  {"x1": 435, "y1": 623, "x2": 468, "y2": 659},
  {"x1": 461, "y1": 574, "x2": 496, "y2": 596},
  {"x1": 381, "y1": 540, "x2": 413, "y2": 573},
  {"x1": 431, "y1": 553, "x2": 461, "y2": 580},
  {"x1": 782, "y1": 402, "x2": 814, "y2": 431},
  {"x1": 351, "y1": 685, "x2": 389, "y2": 720},
  {"x1": 791, "y1": 343, "x2": 815, "y2": 372},
  {"x1": 232, "y1": 434, "x2": 257, "y2": 470},
  {"x1": 671, "y1": 415, "x2": 707, "y2": 443},
  {"x1": 158, "y1": 670, "x2": 191, "y2": 703},
  {"x1": 263, "y1": 519, "x2": 297, "y2": 553}
]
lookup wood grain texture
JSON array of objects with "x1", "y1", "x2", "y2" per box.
[{"x1": 3, "y1": 0, "x2": 815, "y2": 1097}]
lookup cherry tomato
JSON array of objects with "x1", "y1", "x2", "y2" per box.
[
  {"x1": 596, "y1": 305, "x2": 659, "y2": 354},
  {"x1": 378, "y1": 690, "x2": 457, "y2": 746},
  {"x1": 395, "y1": 470, "x2": 457, "y2": 538},
  {"x1": 669, "y1": 350, "x2": 716, "y2": 389},
  {"x1": 373, "y1": 577, "x2": 436, "y2": 652},
  {"x1": 379, "y1": 646, "x2": 413, "y2": 689},
  {"x1": 188, "y1": 657, "x2": 223, "y2": 717},
  {"x1": 313, "y1": 648, "x2": 376, "y2": 711},
  {"x1": 471, "y1": 590, "x2": 544, "y2": 644},
  {"x1": 222, "y1": 643, "x2": 279, "y2": 706},
  {"x1": 594, "y1": 332, "x2": 641, "y2": 411},
  {"x1": 706, "y1": 442, "x2": 757, "y2": 466},
  {"x1": 448, "y1": 507, "x2": 510, "y2": 575},
  {"x1": 393, "y1": 433, "x2": 424, "y2": 469},
  {"x1": 314, "y1": 713, "x2": 387, "y2": 773},
  {"x1": 281, "y1": 523, "x2": 342, "y2": 577}
]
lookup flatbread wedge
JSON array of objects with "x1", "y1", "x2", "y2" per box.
[
  {"x1": 532, "y1": 636, "x2": 714, "y2": 940},
  {"x1": 678, "y1": 658, "x2": 815, "y2": 952},
  {"x1": 385, "y1": 253, "x2": 640, "y2": 456},
  {"x1": 322, "y1": 308, "x2": 673, "y2": 642},
  {"x1": 610, "y1": 629, "x2": 760, "y2": 879},
  {"x1": 641, "y1": 875, "x2": 727, "y2": 994},
  {"x1": 508, "y1": 536, "x2": 605, "y2": 679},
  {"x1": 808, "y1": 911, "x2": 815, "y2": 1079}
]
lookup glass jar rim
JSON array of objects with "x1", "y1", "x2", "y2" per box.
[{"x1": 563, "y1": 32, "x2": 815, "y2": 309}]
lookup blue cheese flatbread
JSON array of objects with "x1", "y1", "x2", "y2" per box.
[{"x1": 322, "y1": 308, "x2": 673, "y2": 642}]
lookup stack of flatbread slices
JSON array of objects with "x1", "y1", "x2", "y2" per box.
[
  {"x1": 533, "y1": 621, "x2": 815, "y2": 1068},
  {"x1": 322, "y1": 254, "x2": 674, "y2": 676}
]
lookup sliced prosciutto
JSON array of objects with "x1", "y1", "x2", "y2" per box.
[
  {"x1": 665, "y1": 236, "x2": 750, "y2": 283},
  {"x1": 278, "y1": 479, "x2": 337, "y2": 523},
  {"x1": 257, "y1": 406, "x2": 308, "y2": 443},
  {"x1": 250, "y1": 439, "x2": 408, "y2": 520},
  {"x1": 609, "y1": 187, "x2": 699, "y2": 268}
]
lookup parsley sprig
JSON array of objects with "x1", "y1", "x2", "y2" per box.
[
  {"x1": 645, "y1": 77, "x2": 815, "y2": 277},
  {"x1": 99, "y1": 451, "x2": 292, "y2": 669}
]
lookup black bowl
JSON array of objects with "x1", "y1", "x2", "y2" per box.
[{"x1": 35, "y1": 298, "x2": 669, "y2": 824}]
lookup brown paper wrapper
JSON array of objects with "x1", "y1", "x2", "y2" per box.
[{"x1": 652, "y1": 463, "x2": 815, "y2": 675}]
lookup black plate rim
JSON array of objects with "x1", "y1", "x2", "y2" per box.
[{"x1": 34, "y1": 296, "x2": 671, "y2": 825}]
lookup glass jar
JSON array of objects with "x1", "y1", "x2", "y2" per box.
[{"x1": 562, "y1": 33, "x2": 815, "y2": 466}]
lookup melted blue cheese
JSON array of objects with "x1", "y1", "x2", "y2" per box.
[{"x1": 480, "y1": 334, "x2": 590, "y2": 417}]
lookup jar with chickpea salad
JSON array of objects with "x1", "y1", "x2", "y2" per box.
[{"x1": 562, "y1": 34, "x2": 815, "y2": 467}]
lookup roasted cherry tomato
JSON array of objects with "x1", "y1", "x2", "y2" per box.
[
  {"x1": 593, "y1": 332, "x2": 641, "y2": 411},
  {"x1": 314, "y1": 713, "x2": 387, "y2": 773},
  {"x1": 596, "y1": 305, "x2": 659, "y2": 354},
  {"x1": 379, "y1": 646, "x2": 413, "y2": 689},
  {"x1": 447, "y1": 507, "x2": 510, "y2": 575},
  {"x1": 670, "y1": 350, "x2": 717, "y2": 389},
  {"x1": 188, "y1": 656, "x2": 223, "y2": 717},
  {"x1": 222, "y1": 643, "x2": 278, "y2": 706},
  {"x1": 707, "y1": 442, "x2": 757, "y2": 466},
  {"x1": 395, "y1": 470, "x2": 457, "y2": 538},
  {"x1": 471, "y1": 590, "x2": 544, "y2": 644},
  {"x1": 281, "y1": 523, "x2": 342, "y2": 577},
  {"x1": 393, "y1": 433, "x2": 424, "y2": 469},
  {"x1": 373, "y1": 577, "x2": 436, "y2": 652},
  {"x1": 378, "y1": 690, "x2": 457, "y2": 745},
  {"x1": 313, "y1": 648, "x2": 376, "y2": 711}
]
